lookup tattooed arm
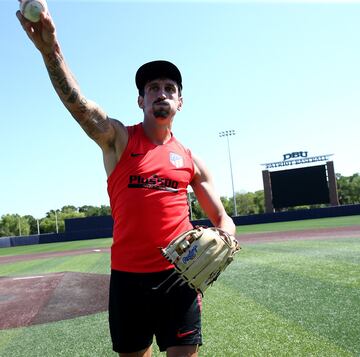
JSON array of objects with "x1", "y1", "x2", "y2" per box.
[
  {"x1": 43, "y1": 49, "x2": 112, "y2": 143},
  {"x1": 16, "y1": 9, "x2": 127, "y2": 175}
]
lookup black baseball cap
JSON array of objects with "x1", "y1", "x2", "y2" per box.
[{"x1": 135, "y1": 60, "x2": 183, "y2": 94}]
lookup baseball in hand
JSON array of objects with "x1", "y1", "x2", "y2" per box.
[{"x1": 20, "y1": 0, "x2": 47, "y2": 23}]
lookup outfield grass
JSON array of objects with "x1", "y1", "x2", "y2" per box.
[
  {"x1": 236, "y1": 215, "x2": 360, "y2": 234},
  {"x1": 211, "y1": 238, "x2": 360, "y2": 356},
  {"x1": 0, "y1": 237, "x2": 112, "y2": 257},
  {"x1": 0, "y1": 217, "x2": 359, "y2": 356}
]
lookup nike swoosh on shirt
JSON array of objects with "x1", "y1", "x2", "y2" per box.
[
  {"x1": 130, "y1": 153, "x2": 145, "y2": 157},
  {"x1": 176, "y1": 329, "x2": 197, "y2": 339}
]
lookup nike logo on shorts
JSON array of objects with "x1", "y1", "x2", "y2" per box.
[{"x1": 176, "y1": 329, "x2": 197, "y2": 339}]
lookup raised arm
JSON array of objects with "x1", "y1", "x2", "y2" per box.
[
  {"x1": 190, "y1": 154, "x2": 236, "y2": 236},
  {"x1": 16, "y1": 11, "x2": 128, "y2": 176},
  {"x1": 16, "y1": 8, "x2": 128, "y2": 175}
]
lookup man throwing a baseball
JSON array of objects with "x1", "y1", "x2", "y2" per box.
[{"x1": 17, "y1": 5, "x2": 235, "y2": 357}]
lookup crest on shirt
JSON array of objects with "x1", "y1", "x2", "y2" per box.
[{"x1": 169, "y1": 152, "x2": 184, "y2": 168}]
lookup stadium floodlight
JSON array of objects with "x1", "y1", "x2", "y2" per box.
[{"x1": 219, "y1": 130, "x2": 238, "y2": 217}]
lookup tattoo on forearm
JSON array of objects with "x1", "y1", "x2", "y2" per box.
[
  {"x1": 79, "y1": 97, "x2": 88, "y2": 113},
  {"x1": 46, "y1": 53, "x2": 79, "y2": 105},
  {"x1": 45, "y1": 53, "x2": 110, "y2": 139},
  {"x1": 67, "y1": 89, "x2": 79, "y2": 104}
]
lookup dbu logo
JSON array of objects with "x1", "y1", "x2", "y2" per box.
[
  {"x1": 182, "y1": 245, "x2": 198, "y2": 264},
  {"x1": 283, "y1": 151, "x2": 308, "y2": 161}
]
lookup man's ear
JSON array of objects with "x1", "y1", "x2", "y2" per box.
[
  {"x1": 138, "y1": 95, "x2": 144, "y2": 109},
  {"x1": 177, "y1": 96, "x2": 183, "y2": 111}
]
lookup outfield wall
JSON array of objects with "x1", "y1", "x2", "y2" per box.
[
  {"x1": 0, "y1": 233, "x2": 67, "y2": 248},
  {"x1": 193, "y1": 203, "x2": 360, "y2": 227},
  {"x1": 1, "y1": 204, "x2": 359, "y2": 248}
]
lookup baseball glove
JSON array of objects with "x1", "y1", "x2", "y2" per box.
[{"x1": 159, "y1": 226, "x2": 241, "y2": 295}]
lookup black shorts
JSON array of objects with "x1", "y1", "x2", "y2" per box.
[{"x1": 108, "y1": 269, "x2": 202, "y2": 353}]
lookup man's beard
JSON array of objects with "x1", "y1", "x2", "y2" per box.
[
  {"x1": 152, "y1": 101, "x2": 170, "y2": 118},
  {"x1": 153, "y1": 109, "x2": 170, "y2": 118}
]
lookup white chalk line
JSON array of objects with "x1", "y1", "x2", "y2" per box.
[{"x1": 12, "y1": 275, "x2": 44, "y2": 281}]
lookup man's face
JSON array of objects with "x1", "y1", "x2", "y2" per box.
[{"x1": 138, "y1": 78, "x2": 183, "y2": 120}]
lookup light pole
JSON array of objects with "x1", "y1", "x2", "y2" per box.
[
  {"x1": 219, "y1": 130, "x2": 238, "y2": 217},
  {"x1": 37, "y1": 219, "x2": 40, "y2": 235},
  {"x1": 55, "y1": 210, "x2": 59, "y2": 233},
  {"x1": 18, "y1": 216, "x2": 22, "y2": 236},
  {"x1": 187, "y1": 190, "x2": 193, "y2": 220}
]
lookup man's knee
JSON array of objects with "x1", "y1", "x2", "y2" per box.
[
  {"x1": 166, "y1": 344, "x2": 199, "y2": 357},
  {"x1": 119, "y1": 345, "x2": 152, "y2": 357}
]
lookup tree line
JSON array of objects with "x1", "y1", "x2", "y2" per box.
[
  {"x1": 0, "y1": 205, "x2": 111, "y2": 238},
  {"x1": 1, "y1": 173, "x2": 359, "y2": 237}
]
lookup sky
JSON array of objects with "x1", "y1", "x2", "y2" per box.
[{"x1": 1, "y1": 0, "x2": 360, "y2": 218}]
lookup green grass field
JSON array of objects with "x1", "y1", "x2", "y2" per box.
[
  {"x1": 0, "y1": 216, "x2": 359, "y2": 356},
  {"x1": 235, "y1": 215, "x2": 360, "y2": 233}
]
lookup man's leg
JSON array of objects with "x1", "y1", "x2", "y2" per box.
[
  {"x1": 167, "y1": 345, "x2": 198, "y2": 357},
  {"x1": 109, "y1": 270, "x2": 154, "y2": 355},
  {"x1": 119, "y1": 345, "x2": 152, "y2": 357},
  {"x1": 155, "y1": 278, "x2": 202, "y2": 355}
]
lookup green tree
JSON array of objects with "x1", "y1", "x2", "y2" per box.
[
  {"x1": 220, "y1": 196, "x2": 233, "y2": 216},
  {"x1": 79, "y1": 205, "x2": 111, "y2": 216},
  {"x1": 24, "y1": 215, "x2": 39, "y2": 235},
  {"x1": 98, "y1": 205, "x2": 111, "y2": 216},
  {"x1": 40, "y1": 211, "x2": 61, "y2": 233},
  {"x1": 0, "y1": 214, "x2": 30, "y2": 237},
  {"x1": 187, "y1": 192, "x2": 206, "y2": 220},
  {"x1": 60, "y1": 205, "x2": 78, "y2": 214},
  {"x1": 337, "y1": 173, "x2": 360, "y2": 204},
  {"x1": 253, "y1": 190, "x2": 265, "y2": 214},
  {"x1": 41, "y1": 207, "x2": 85, "y2": 233},
  {"x1": 189, "y1": 191, "x2": 267, "y2": 219},
  {"x1": 237, "y1": 192, "x2": 257, "y2": 215}
]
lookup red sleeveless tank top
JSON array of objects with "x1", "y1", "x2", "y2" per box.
[{"x1": 107, "y1": 123, "x2": 195, "y2": 272}]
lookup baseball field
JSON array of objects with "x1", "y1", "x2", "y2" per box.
[{"x1": 0, "y1": 216, "x2": 359, "y2": 356}]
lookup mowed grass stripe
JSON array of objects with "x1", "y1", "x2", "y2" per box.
[
  {"x1": 202, "y1": 281, "x2": 353, "y2": 357},
  {"x1": 242, "y1": 239, "x2": 360, "y2": 287},
  {"x1": 0, "y1": 238, "x2": 112, "y2": 257},
  {"x1": 0, "y1": 253, "x2": 110, "y2": 277},
  {"x1": 230, "y1": 263, "x2": 360, "y2": 354},
  {"x1": 0, "y1": 313, "x2": 112, "y2": 357},
  {"x1": 222, "y1": 243, "x2": 360, "y2": 355},
  {"x1": 236, "y1": 215, "x2": 360, "y2": 233},
  {"x1": 250, "y1": 237, "x2": 360, "y2": 258}
]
